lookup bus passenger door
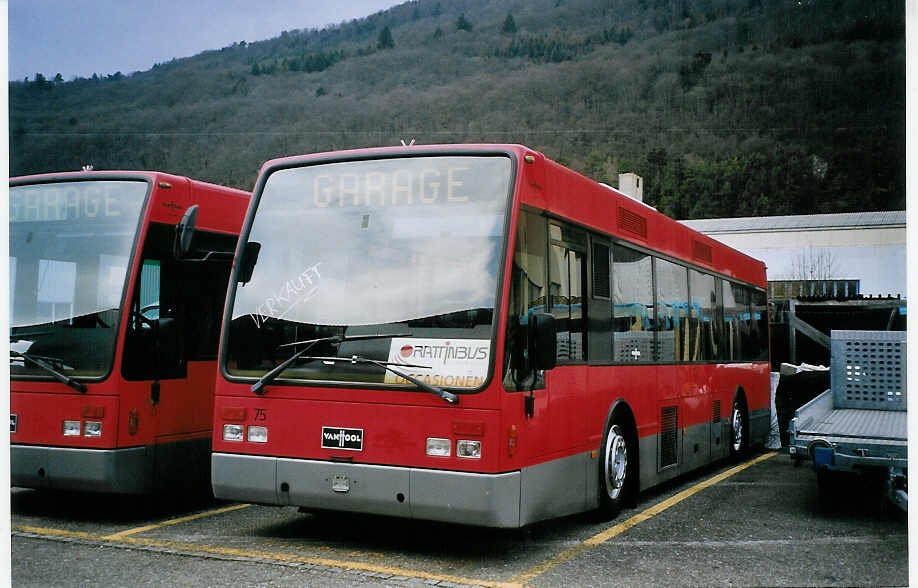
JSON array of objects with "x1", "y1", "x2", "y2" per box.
[
  {"x1": 124, "y1": 256, "x2": 196, "y2": 439},
  {"x1": 545, "y1": 238, "x2": 588, "y2": 454}
]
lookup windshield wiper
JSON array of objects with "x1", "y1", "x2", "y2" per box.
[
  {"x1": 297, "y1": 354, "x2": 459, "y2": 405},
  {"x1": 251, "y1": 333, "x2": 411, "y2": 395},
  {"x1": 11, "y1": 350, "x2": 87, "y2": 393}
]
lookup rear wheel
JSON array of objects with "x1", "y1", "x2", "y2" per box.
[{"x1": 598, "y1": 419, "x2": 635, "y2": 518}]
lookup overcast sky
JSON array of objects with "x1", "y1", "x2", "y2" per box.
[{"x1": 8, "y1": 0, "x2": 406, "y2": 82}]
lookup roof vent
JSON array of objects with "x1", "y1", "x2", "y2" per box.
[
  {"x1": 693, "y1": 240, "x2": 713, "y2": 263},
  {"x1": 619, "y1": 207, "x2": 648, "y2": 238}
]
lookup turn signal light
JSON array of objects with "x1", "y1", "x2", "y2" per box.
[{"x1": 507, "y1": 425, "x2": 518, "y2": 457}]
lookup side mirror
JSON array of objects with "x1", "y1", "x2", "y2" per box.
[
  {"x1": 237, "y1": 241, "x2": 261, "y2": 284},
  {"x1": 173, "y1": 205, "x2": 199, "y2": 259},
  {"x1": 528, "y1": 312, "x2": 556, "y2": 371}
]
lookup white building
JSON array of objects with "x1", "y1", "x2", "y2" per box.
[{"x1": 680, "y1": 211, "x2": 906, "y2": 297}]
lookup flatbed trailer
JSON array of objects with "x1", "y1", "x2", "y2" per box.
[{"x1": 788, "y1": 330, "x2": 907, "y2": 511}]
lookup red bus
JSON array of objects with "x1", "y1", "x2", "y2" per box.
[
  {"x1": 10, "y1": 171, "x2": 250, "y2": 495},
  {"x1": 212, "y1": 145, "x2": 770, "y2": 527}
]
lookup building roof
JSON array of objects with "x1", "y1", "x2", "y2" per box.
[{"x1": 679, "y1": 211, "x2": 906, "y2": 234}]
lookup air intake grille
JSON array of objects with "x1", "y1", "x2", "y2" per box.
[
  {"x1": 660, "y1": 405, "x2": 678, "y2": 468},
  {"x1": 693, "y1": 240, "x2": 713, "y2": 263},
  {"x1": 619, "y1": 207, "x2": 648, "y2": 238},
  {"x1": 712, "y1": 399, "x2": 721, "y2": 423}
]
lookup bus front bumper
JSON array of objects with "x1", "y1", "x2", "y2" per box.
[
  {"x1": 11, "y1": 444, "x2": 150, "y2": 494},
  {"x1": 212, "y1": 452, "x2": 523, "y2": 528}
]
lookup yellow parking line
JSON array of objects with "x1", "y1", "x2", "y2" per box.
[
  {"x1": 511, "y1": 451, "x2": 778, "y2": 585},
  {"x1": 14, "y1": 452, "x2": 777, "y2": 588},
  {"x1": 103, "y1": 503, "x2": 253, "y2": 540},
  {"x1": 14, "y1": 525, "x2": 98, "y2": 540},
  {"x1": 14, "y1": 524, "x2": 524, "y2": 588}
]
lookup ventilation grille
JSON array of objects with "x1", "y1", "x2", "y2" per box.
[
  {"x1": 831, "y1": 331, "x2": 906, "y2": 410},
  {"x1": 618, "y1": 207, "x2": 648, "y2": 238},
  {"x1": 660, "y1": 405, "x2": 678, "y2": 469},
  {"x1": 592, "y1": 242, "x2": 610, "y2": 299},
  {"x1": 693, "y1": 240, "x2": 713, "y2": 263},
  {"x1": 712, "y1": 399, "x2": 721, "y2": 423}
]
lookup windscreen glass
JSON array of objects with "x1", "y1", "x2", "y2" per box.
[
  {"x1": 226, "y1": 155, "x2": 512, "y2": 390},
  {"x1": 10, "y1": 180, "x2": 147, "y2": 377}
]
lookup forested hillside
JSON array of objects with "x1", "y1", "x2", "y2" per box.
[{"x1": 9, "y1": 0, "x2": 905, "y2": 218}]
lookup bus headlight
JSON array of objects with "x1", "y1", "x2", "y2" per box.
[
  {"x1": 247, "y1": 426, "x2": 268, "y2": 443},
  {"x1": 83, "y1": 421, "x2": 102, "y2": 437},
  {"x1": 457, "y1": 440, "x2": 482, "y2": 459},
  {"x1": 223, "y1": 424, "x2": 244, "y2": 441},
  {"x1": 426, "y1": 437, "x2": 450, "y2": 457},
  {"x1": 62, "y1": 420, "x2": 81, "y2": 436}
]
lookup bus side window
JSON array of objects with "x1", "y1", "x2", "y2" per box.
[
  {"x1": 689, "y1": 269, "x2": 719, "y2": 361},
  {"x1": 588, "y1": 239, "x2": 613, "y2": 363},
  {"x1": 722, "y1": 281, "x2": 749, "y2": 361},
  {"x1": 548, "y1": 224, "x2": 586, "y2": 363},
  {"x1": 750, "y1": 287, "x2": 769, "y2": 361},
  {"x1": 612, "y1": 244, "x2": 654, "y2": 363},
  {"x1": 654, "y1": 258, "x2": 689, "y2": 362}
]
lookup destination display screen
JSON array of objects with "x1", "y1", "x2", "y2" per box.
[
  {"x1": 265, "y1": 158, "x2": 504, "y2": 211},
  {"x1": 10, "y1": 180, "x2": 148, "y2": 223}
]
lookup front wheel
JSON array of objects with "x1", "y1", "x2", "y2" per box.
[
  {"x1": 730, "y1": 398, "x2": 748, "y2": 457},
  {"x1": 598, "y1": 421, "x2": 634, "y2": 518}
]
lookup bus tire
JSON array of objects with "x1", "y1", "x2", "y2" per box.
[
  {"x1": 730, "y1": 395, "x2": 749, "y2": 458},
  {"x1": 598, "y1": 417, "x2": 636, "y2": 518}
]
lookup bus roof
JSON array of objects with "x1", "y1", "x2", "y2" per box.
[
  {"x1": 253, "y1": 143, "x2": 766, "y2": 287},
  {"x1": 10, "y1": 170, "x2": 251, "y2": 234}
]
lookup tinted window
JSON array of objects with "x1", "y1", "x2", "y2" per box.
[
  {"x1": 689, "y1": 269, "x2": 719, "y2": 361},
  {"x1": 654, "y1": 258, "x2": 689, "y2": 362},
  {"x1": 723, "y1": 281, "x2": 750, "y2": 361},
  {"x1": 750, "y1": 288, "x2": 769, "y2": 361},
  {"x1": 612, "y1": 245, "x2": 654, "y2": 363},
  {"x1": 549, "y1": 227, "x2": 586, "y2": 362}
]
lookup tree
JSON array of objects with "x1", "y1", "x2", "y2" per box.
[
  {"x1": 456, "y1": 14, "x2": 473, "y2": 32},
  {"x1": 502, "y1": 13, "x2": 517, "y2": 34},
  {"x1": 791, "y1": 247, "x2": 837, "y2": 281},
  {"x1": 378, "y1": 26, "x2": 395, "y2": 49}
]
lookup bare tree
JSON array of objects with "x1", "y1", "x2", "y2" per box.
[{"x1": 791, "y1": 246, "x2": 836, "y2": 281}]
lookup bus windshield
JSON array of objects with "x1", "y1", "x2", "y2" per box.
[
  {"x1": 10, "y1": 180, "x2": 148, "y2": 378},
  {"x1": 226, "y1": 155, "x2": 512, "y2": 391}
]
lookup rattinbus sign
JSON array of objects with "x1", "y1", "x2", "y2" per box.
[{"x1": 384, "y1": 338, "x2": 490, "y2": 389}]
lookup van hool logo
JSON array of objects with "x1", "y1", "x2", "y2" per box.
[{"x1": 321, "y1": 427, "x2": 364, "y2": 451}]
